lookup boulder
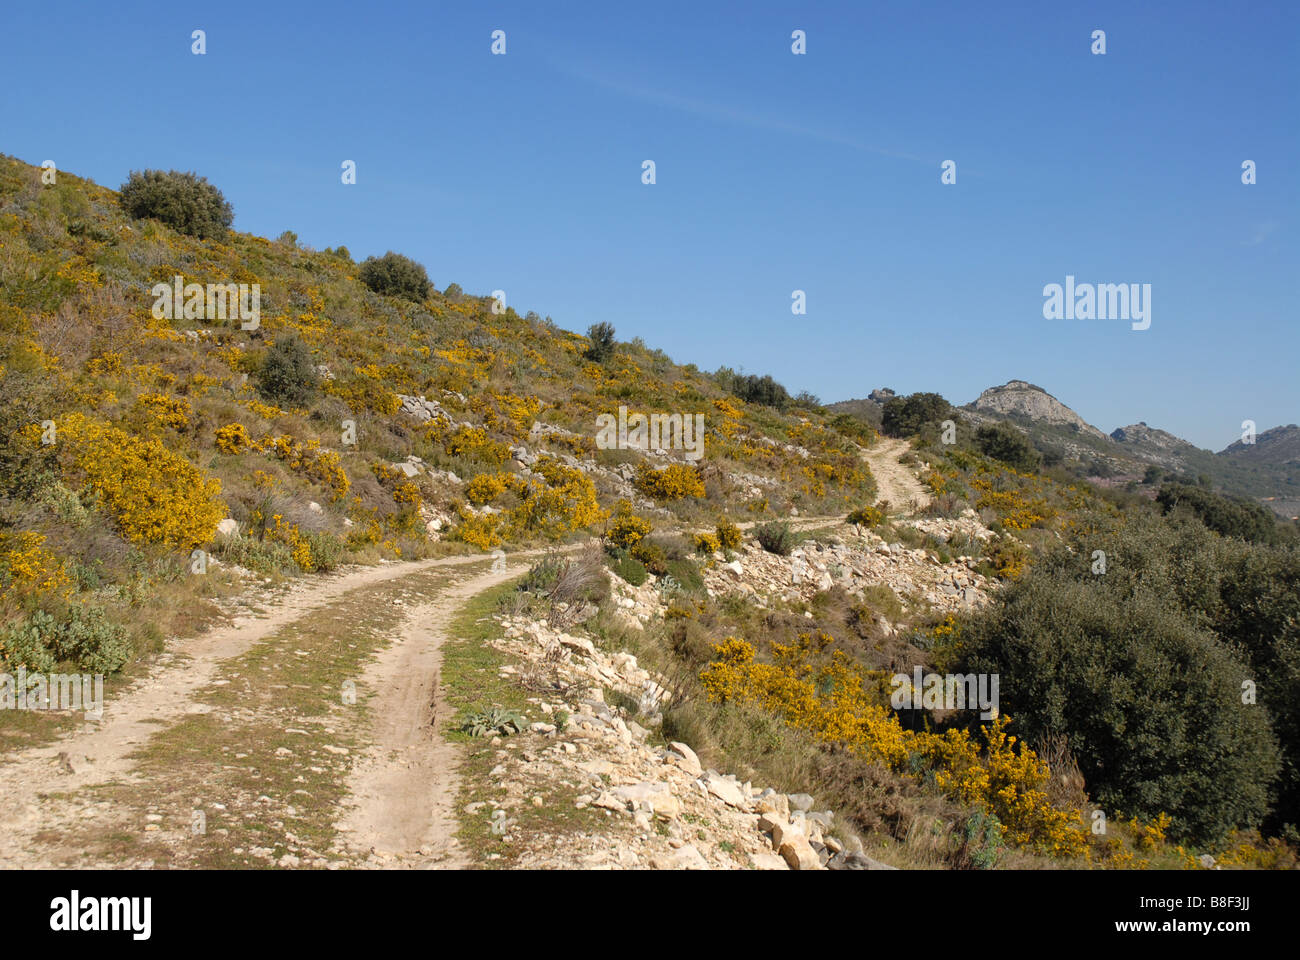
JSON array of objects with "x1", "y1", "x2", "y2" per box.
[
  {"x1": 666, "y1": 742, "x2": 703, "y2": 777},
  {"x1": 754, "y1": 792, "x2": 791, "y2": 821},
  {"x1": 779, "y1": 834, "x2": 822, "y2": 871},
  {"x1": 702, "y1": 773, "x2": 748, "y2": 809}
]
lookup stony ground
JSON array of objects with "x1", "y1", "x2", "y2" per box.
[{"x1": 0, "y1": 436, "x2": 968, "y2": 870}]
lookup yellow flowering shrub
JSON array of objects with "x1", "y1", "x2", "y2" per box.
[
  {"x1": 634, "y1": 462, "x2": 705, "y2": 501},
  {"x1": 136, "y1": 392, "x2": 192, "y2": 430},
  {"x1": 371, "y1": 462, "x2": 423, "y2": 506},
  {"x1": 465, "y1": 472, "x2": 517, "y2": 506},
  {"x1": 215, "y1": 422, "x2": 257, "y2": 454},
  {"x1": 452, "y1": 507, "x2": 502, "y2": 549},
  {"x1": 0, "y1": 531, "x2": 69, "y2": 596},
  {"x1": 472, "y1": 391, "x2": 541, "y2": 437},
  {"x1": 267, "y1": 435, "x2": 350, "y2": 501},
  {"x1": 605, "y1": 502, "x2": 653, "y2": 548},
  {"x1": 699, "y1": 633, "x2": 1088, "y2": 856},
  {"x1": 846, "y1": 505, "x2": 884, "y2": 527},
  {"x1": 428, "y1": 423, "x2": 510, "y2": 465},
  {"x1": 716, "y1": 518, "x2": 743, "y2": 550},
  {"x1": 322, "y1": 375, "x2": 401, "y2": 415},
  {"x1": 455, "y1": 457, "x2": 605, "y2": 544},
  {"x1": 57, "y1": 414, "x2": 225, "y2": 549},
  {"x1": 694, "y1": 532, "x2": 721, "y2": 554},
  {"x1": 508, "y1": 457, "x2": 606, "y2": 537}
]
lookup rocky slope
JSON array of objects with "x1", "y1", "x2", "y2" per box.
[{"x1": 968, "y1": 381, "x2": 1108, "y2": 439}]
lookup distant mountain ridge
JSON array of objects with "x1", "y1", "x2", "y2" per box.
[
  {"x1": 828, "y1": 380, "x2": 1299, "y2": 517},
  {"x1": 1220, "y1": 424, "x2": 1300, "y2": 465}
]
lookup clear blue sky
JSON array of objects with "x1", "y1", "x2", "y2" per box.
[{"x1": 2, "y1": 0, "x2": 1295, "y2": 450}]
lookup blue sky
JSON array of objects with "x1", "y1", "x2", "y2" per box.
[{"x1": 2, "y1": 0, "x2": 1295, "y2": 449}]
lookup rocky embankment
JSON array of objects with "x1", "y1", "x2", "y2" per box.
[{"x1": 471, "y1": 613, "x2": 895, "y2": 870}]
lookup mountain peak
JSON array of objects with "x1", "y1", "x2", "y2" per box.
[{"x1": 970, "y1": 380, "x2": 1107, "y2": 439}]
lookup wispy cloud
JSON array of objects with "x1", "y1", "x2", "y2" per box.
[
  {"x1": 1243, "y1": 220, "x2": 1278, "y2": 246},
  {"x1": 549, "y1": 59, "x2": 930, "y2": 165}
]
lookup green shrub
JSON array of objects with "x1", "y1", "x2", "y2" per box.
[
  {"x1": 359, "y1": 251, "x2": 432, "y2": 301},
  {"x1": 630, "y1": 539, "x2": 668, "y2": 575},
  {"x1": 585, "y1": 322, "x2": 616, "y2": 361},
  {"x1": 715, "y1": 370, "x2": 790, "y2": 410},
  {"x1": 1212, "y1": 545, "x2": 1300, "y2": 832},
  {"x1": 665, "y1": 557, "x2": 704, "y2": 593},
  {"x1": 959, "y1": 518, "x2": 1281, "y2": 844},
  {"x1": 1, "y1": 605, "x2": 131, "y2": 674},
  {"x1": 974, "y1": 422, "x2": 1042, "y2": 473},
  {"x1": 118, "y1": 169, "x2": 233, "y2": 239},
  {"x1": 255, "y1": 335, "x2": 318, "y2": 407},
  {"x1": 755, "y1": 520, "x2": 798, "y2": 556},
  {"x1": 0, "y1": 616, "x2": 57, "y2": 671},
  {"x1": 607, "y1": 549, "x2": 648, "y2": 585},
  {"x1": 211, "y1": 532, "x2": 298, "y2": 576},
  {"x1": 54, "y1": 604, "x2": 132, "y2": 674},
  {"x1": 301, "y1": 531, "x2": 344, "y2": 572},
  {"x1": 520, "y1": 556, "x2": 563, "y2": 595},
  {"x1": 1156, "y1": 482, "x2": 1278, "y2": 544},
  {"x1": 881, "y1": 392, "x2": 949, "y2": 438}
]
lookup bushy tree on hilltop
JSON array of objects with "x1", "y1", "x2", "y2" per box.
[
  {"x1": 359, "y1": 251, "x2": 432, "y2": 301},
  {"x1": 881, "y1": 392, "x2": 949, "y2": 437},
  {"x1": 118, "y1": 169, "x2": 234, "y2": 240}
]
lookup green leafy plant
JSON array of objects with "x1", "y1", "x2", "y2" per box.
[
  {"x1": 754, "y1": 520, "x2": 798, "y2": 556},
  {"x1": 460, "y1": 707, "x2": 526, "y2": 738}
]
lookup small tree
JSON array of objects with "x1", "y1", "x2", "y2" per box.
[
  {"x1": 118, "y1": 169, "x2": 234, "y2": 239},
  {"x1": 881, "y1": 392, "x2": 950, "y2": 437},
  {"x1": 975, "y1": 422, "x2": 1042, "y2": 473},
  {"x1": 255, "y1": 336, "x2": 318, "y2": 407},
  {"x1": 359, "y1": 251, "x2": 432, "y2": 301},
  {"x1": 585, "y1": 322, "x2": 616, "y2": 361}
]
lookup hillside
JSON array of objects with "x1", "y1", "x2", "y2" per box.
[
  {"x1": 3, "y1": 155, "x2": 1296, "y2": 874},
  {"x1": 0, "y1": 153, "x2": 877, "y2": 641},
  {"x1": 1220, "y1": 424, "x2": 1300, "y2": 464}
]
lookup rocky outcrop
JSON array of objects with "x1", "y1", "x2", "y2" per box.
[
  {"x1": 969, "y1": 380, "x2": 1107, "y2": 439},
  {"x1": 482, "y1": 612, "x2": 891, "y2": 870},
  {"x1": 1110, "y1": 421, "x2": 1199, "y2": 453},
  {"x1": 699, "y1": 520, "x2": 994, "y2": 614}
]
